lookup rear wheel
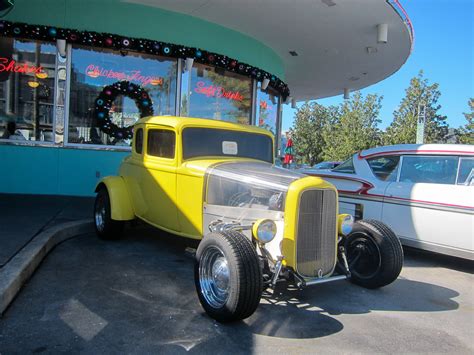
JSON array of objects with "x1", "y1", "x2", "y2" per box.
[
  {"x1": 345, "y1": 219, "x2": 403, "y2": 289},
  {"x1": 94, "y1": 187, "x2": 124, "y2": 240},
  {"x1": 194, "y1": 231, "x2": 263, "y2": 322}
]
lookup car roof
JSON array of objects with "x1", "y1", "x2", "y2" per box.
[
  {"x1": 135, "y1": 115, "x2": 274, "y2": 138},
  {"x1": 357, "y1": 144, "x2": 474, "y2": 159}
]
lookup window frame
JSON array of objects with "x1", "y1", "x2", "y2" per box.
[
  {"x1": 0, "y1": 40, "x2": 282, "y2": 152},
  {"x1": 0, "y1": 37, "x2": 58, "y2": 146},
  {"x1": 455, "y1": 156, "x2": 474, "y2": 185},
  {"x1": 146, "y1": 127, "x2": 176, "y2": 160},
  {"x1": 179, "y1": 62, "x2": 254, "y2": 125},
  {"x1": 134, "y1": 127, "x2": 143, "y2": 154},
  {"x1": 367, "y1": 155, "x2": 401, "y2": 182},
  {"x1": 397, "y1": 154, "x2": 460, "y2": 185},
  {"x1": 332, "y1": 157, "x2": 356, "y2": 174},
  {"x1": 64, "y1": 44, "x2": 178, "y2": 150},
  {"x1": 181, "y1": 126, "x2": 274, "y2": 163}
]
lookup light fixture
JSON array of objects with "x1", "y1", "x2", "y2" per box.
[
  {"x1": 343, "y1": 88, "x2": 350, "y2": 100},
  {"x1": 28, "y1": 81, "x2": 39, "y2": 88},
  {"x1": 252, "y1": 219, "x2": 277, "y2": 244},
  {"x1": 56, "y1": 39, "x2": 66, "y2": 57},
  {"x1": 291, "y1": 98, "x2": 297, "y2": 109},
  {"x1": 36, "y1": 72, "x2": 48, "y2": 79},
  {"x1": 261, "y1": 78, "x2": 270, "y2": 91},
  {"x1": 377, "y1": 24, "x2": 388, "y2": 43},
  {"x1": 185, "y1": 57, "x2": 194, "y2": 72},
  {"x1": 366, "y1": 46, "x2": 377, "y2": 54},
  {"x1": 338, "y1": 214, "x2": 354, "y2": 236}
]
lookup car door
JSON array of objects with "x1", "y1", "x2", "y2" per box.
[
  {"x1": 139, "y1": 127, "x2": 179, "y2": 231},
  {"x1": 382, "y1": 155, "x2": 473, "y2": 254}
]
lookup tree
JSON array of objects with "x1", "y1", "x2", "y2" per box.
[
  {"x1": 290, "y1": 102, "x2": 334, "y2": 166},
  {"x1": 322, "y1": 92, "x2": 383, "y2": 161},
  {"x1": 458, "y1": 98, "x2": 474, "y2": 144},
  {"x1": 384, "y1": 71, "x2": 448, "y2": 145}
]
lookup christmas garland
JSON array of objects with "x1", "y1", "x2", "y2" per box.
[
  {"x1": 0, "y1": 20, "x2": 290, "y2": 99},
  {"x1": 94, "y1": 81, "x2": 153, "y2": 139}
]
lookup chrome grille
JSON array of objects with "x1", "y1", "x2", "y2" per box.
[{"x1": 296, "y1": 189, "x2": 337, "y2": 278}]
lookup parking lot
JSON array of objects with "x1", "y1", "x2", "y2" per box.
[{"x1": 1, "y1": 226, "x2": 473, "y2": 354}]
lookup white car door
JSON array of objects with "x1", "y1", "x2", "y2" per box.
[{"x1": 382, "y1": 155, "x2": 474, "y2": 258}]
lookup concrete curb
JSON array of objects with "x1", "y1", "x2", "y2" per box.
[{"x1": 0, "y1": 219, "x2": 94, "y2": 316}]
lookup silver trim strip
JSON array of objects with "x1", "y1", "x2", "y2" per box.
[
  {"x1": 175, "y1": 58, "x2": 182, "y2": 116},
  {"x1": 339, "y1": 193, "x2": 474, "y2": 214}
]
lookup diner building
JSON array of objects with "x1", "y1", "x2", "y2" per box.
[{"x1": 0, "y1": 0, "x2": 413, "y2": 196}]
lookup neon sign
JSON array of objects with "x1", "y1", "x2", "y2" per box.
[
  {"x1": 85, "y1": 64, "x2": 163, "y2": 86},
  {"x1": 194, "y1": 81, "x2": 243, "y2": 101},
  {"x1": 0, "y1": 58, "x2": 44, "y2": 74}
]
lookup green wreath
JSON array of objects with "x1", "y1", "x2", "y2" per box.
[{"x1": 94, "y1": 81, "x2": 154, "y2": 139}]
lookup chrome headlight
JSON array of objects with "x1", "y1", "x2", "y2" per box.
[
  {"x1": 252, "y1": 219, "x2": 277, "y2": 243},
  {"x1": 338, "y1": 214, "x2": 354, "y2": 236}
]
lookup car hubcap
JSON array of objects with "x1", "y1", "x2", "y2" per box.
[
  {"x1": 94, "y1": 195, "x2": 106, "y2": 232},
  {"x1": 199, "y1": 246, "x2": 230, "y2": 308},
  {"x1": 346, "y1": 232, "x2": 381, "y2": 279}
]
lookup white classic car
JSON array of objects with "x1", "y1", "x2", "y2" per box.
[{"x1": 303, "y1": 144, "x2": 474, "y2": 260}]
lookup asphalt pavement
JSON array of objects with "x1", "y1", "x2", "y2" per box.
[
  {"x1": 1, "y1": 225, "x2": 472, "y2": 354},
  {"x1": 0, "y1": 194, "x2": 94, "y2": 267}
]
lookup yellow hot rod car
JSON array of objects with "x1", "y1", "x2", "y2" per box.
[{"x1": 94, "y1": 116, "x2": 403, "y2": 322}]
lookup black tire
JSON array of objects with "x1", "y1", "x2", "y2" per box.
[
  {"x1": 194, "y1": 230, "x2": 263, "y2": 322},
  {"x1": 345, "y1": 219, "x2": 403, "y2": 289},
  {"x1": 94, "y1": 187, "x2": 124, "y2": 240}
]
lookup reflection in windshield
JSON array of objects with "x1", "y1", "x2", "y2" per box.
[{"x1": 205, "y1": 161, "x2": 303, "y2": 211}]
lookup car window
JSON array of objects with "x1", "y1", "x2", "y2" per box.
[
  {"x1": 182, "y1": 127, "x2": 273, "y2": 163},
  {"x1": 135, "y1": 128, "x2": 143, "y2": 154},
  {"x1": 399, "y1": 156, "x2": 458, "y2": 185},
  {"x1": 315, "y1": 162, "x2": 332, "y2": 169},
  {"x1": 457, "y1": 158, "x2": 474, "y2": 185},
  {"x1": 367, "y1": 155, "x2": 400, "y2": 181},
  {"x1": 147, "y1": 129, "x2": 175, "y2": 159},
  {"x1": 332, "y1": 158, "x2": 355, "y2": 173}
]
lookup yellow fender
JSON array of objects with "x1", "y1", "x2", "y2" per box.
[{"x1": 95, "y1": 176, "x2": 135, "y2": 221}]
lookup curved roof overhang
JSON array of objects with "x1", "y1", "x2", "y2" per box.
[{"x1": 124, "y1": 0, "x2": 413, "y2": 101}]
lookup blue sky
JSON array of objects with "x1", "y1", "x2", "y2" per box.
[{"x1": 282, "y1": 0, "x2": 474, "y2": 132}]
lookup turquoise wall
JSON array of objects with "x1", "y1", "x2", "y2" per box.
[
  {"x1": 4, "y1": 0, "x2": 285, "y2": 79},
  {"x1": 0, "y1": 145, "x2": 129, "y2": 196},
  {"x1": 1, "y1": 0, "x2": 285, "y2": 197}
]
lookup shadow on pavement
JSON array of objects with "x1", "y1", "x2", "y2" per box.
[
  {"x1": 403, "y1": 246, "x2": 474, "y2": 274},
  {"x1": 0, "y1": 226, "x2": 464, "y2": 353}
]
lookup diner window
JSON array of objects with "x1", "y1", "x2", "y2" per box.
[
  {"x1": 180, "y1": 63, "x2": 252, "y2": 124},
  {"x1": 135, "y1": 128, "x2": 143, "y2": 154},
  {"x1": 367, "y1": 155, "x2": 400, "y2": 181},
  {"x1": 399, "y1": 156, "x2": 459, "y2": 185},
  {"x1": 0, "y1": 38, "x2": 56, "y2": 142},
  {"x1": 147, "y1": 129, "x2": 175, "y2": 158},
  {"x1": 256, "y1": 83, "x2": 279, "y2": 135},
  {"x1": 68, "y1": 46, "x2": 177, "y2": 146}
]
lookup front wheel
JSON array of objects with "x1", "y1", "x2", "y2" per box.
[
  {"x1": 345, "y1": 219, "x2": 403, "y2": 289},
  {"x1": 94, "y1": 187, "x2": 124, "y2": 240},
  {"x1": 194, "y1": 231, "x2": 263, "y2": 322}
]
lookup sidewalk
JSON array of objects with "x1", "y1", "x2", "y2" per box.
[{"x1": 0, "y1": 194, "x2": 94, "y2": 268}]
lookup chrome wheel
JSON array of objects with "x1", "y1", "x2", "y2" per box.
[
  {"x1": 199, "y1": 246, "x2": 230, "y2": 309},
  {"x1": 94, "y1": 194, "x2": 106, "y2": 232}
]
